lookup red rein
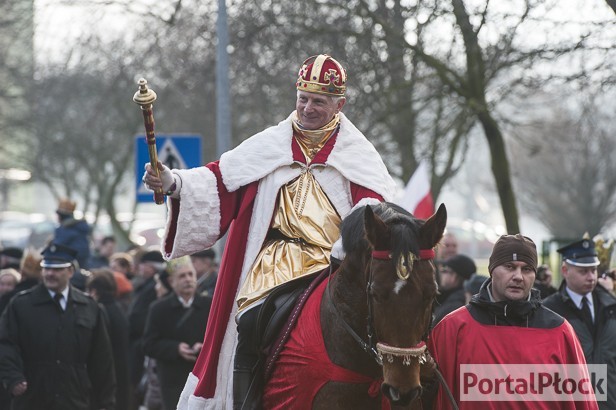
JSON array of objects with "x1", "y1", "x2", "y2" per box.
[{"x1": 371, "y1": 249, "x2": 435, "y2": 261}]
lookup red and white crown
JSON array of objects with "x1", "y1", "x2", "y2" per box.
[{"x1": 296, "y1": 54, "x2": 347, "y2": 97}]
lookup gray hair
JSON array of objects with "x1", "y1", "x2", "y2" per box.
[{"x1": 296, "y1": 91, "x2": 345, "y2": 105}]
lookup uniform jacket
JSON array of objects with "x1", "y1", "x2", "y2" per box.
[
  {"x1": 0, "y1": 283, "x2": 116, "y2": 410},
  {"x1": 143, "y1": 293, "x2": 212, "y2": 410},
  {"x1": 164, "y1": 112, "x2": 397, "y2": 409},
  {"x1": 543, "y1": 283, "x2": 616, "y2": 409},
  {"x1": 428, "y1": 279, "x2": 598, "y2": 410}
]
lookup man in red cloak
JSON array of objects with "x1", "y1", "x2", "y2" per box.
[
  {"x1": 427, "y1": 234, "x2": 598, "y2": 409},
  {"x1": 143, "y1": 54, "x2": 397, "y2": 409}
]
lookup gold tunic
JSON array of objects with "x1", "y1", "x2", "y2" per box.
[{"x1": 236, "y1": 130, "x2": 341, "y2": 314}]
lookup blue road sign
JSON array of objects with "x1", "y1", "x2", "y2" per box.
[{"x1": 135, "y1": 134, "x2": 202, "y2": 203}]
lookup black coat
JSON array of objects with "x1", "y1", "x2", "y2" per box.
[
  {"x1": 0, "y1": 278, "x2": 39, "y2": 315},
  {"x1": 0, "y1": 284, "x2": 116, "y2": 410},
  {"x1": 432, "y1": 286, "x2": 466, "y2": 326},
  {"x1": 143, "y1": 293, "x2": 212, "y2": 410},
  {"x1": 100, "y1": 298, "x2": 130, "y2": 410},
  {"x1": 543, "y1": 284, "x2": 616, "y2": 409},
  {"x1": 127, "y1": 277, "x2": 157, "y2": 386},
  {"x1": 196, "y1": 272, "x2": 217, "y2": 298}
]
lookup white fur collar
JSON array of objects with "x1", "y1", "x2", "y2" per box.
[{"x1": 219, "y1": 112, "x2": 397, "y2": 201}]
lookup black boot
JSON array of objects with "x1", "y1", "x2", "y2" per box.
[{"x1": 233, "y1": 367, "x2": 253, "y2": 410}]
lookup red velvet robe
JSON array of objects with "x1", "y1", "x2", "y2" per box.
[{"x1": 162, "y1": 113, "x2": 396, "y2": 409}]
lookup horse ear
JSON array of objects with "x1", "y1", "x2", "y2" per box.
[
  {"x1": 419, "y1": 203, "x2": 447, "y2": 248},
  {"x1": 364, "y1": 205, "x2": 388, "y2": 248}
]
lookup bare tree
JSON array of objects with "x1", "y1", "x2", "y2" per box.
[
  {"x1": 224, "y1": 0, "x2": 614, "y2": 233},
  {"x1": 0, "y1": 0, "x2": 34, "y2": 168},
  {"x1": 512, "y1": 94, "x2": 616, "y2": 238},
  {"x1": 226, "y1": 0, "x2": 474, "y2": 201},
  {"x1": 24, "y1": 36, "x2": 148, "y2": 245}
]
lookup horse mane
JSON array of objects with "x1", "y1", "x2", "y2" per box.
[{"x1": 341, "y1": 202, "x2": 423, "y2": 262}]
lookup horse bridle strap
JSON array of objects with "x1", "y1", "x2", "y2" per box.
[
  {"x1": 371, "y1": 249, "x2": 435, "y2": 260},
  {"x1": 377, "y1": 341, "x2": 427, "y2": 366}
]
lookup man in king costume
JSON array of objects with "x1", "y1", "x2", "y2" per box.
[{"x1": 142, "y1": 54, "x2": 397, "y2": 409}]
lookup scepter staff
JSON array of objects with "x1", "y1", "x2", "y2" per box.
[{"x1": 133, "y1": 78, "x2": 164, "y2": 205}]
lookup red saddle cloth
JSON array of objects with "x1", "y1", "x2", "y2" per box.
[{"x1": 262, "y1": 276, "x2": 388, "y2": 410}]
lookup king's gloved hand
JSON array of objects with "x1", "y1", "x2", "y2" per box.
[
  {"x1": 158, "y1": 162, "x2": 175, "y2": 192},
  {"x1": 143, "y1": 161, "x2": 175, "y2": 193}
]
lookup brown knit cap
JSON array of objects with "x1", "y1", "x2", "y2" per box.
[{"x1": 488, "y1": 234, "x2": 537, "y2": 274}]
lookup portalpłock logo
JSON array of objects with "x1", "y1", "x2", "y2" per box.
[{"x1": 460, "y1": 364, "x2": 607, "y2": 402}]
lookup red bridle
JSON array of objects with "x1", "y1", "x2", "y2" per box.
[{"x1": 371, "y1": 249, "x2": 435, "y2": 261}]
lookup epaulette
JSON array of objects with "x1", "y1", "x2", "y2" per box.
[{"x1": 16, "y1": 288, "x2": 35, "y2": 298}]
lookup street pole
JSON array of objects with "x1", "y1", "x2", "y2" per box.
[
  {"x1": 216, "y1": 0, "x2": 231, "y2": 253},
  {"x1": 216, "y1": 0, "x2": 231, "y2": 157}
]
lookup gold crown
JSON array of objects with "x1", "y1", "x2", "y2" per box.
[
  {"x1": 296, "y1": 54, "x2": 347, "y2": 97},
  {"x1": 57, "y1": 198, "x2": 76, "y2": 214}
]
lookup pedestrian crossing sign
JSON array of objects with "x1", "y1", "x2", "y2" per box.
[{"x1": 135, "y1": 134, "x2": 202, "y2": 203}]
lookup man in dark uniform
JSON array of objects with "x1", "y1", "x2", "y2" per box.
[
  {"x1": 0, "y1": 242, "x2": 115, "y2": 410},
  {"x1": 543, "y1": 238, "x2": 616, "y2": 409},
  {"x1": 143, "y1": 256, "x2": 212, "y2": 410}
]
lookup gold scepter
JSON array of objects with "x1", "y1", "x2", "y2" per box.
[{"x1": 133, "y1": 78, "x2": 164, "y2": 205}]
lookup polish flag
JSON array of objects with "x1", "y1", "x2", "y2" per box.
[{"x1": 396, "y1": 161, "x2": 434, "y2": 219}]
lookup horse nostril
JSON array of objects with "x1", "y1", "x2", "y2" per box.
[
  {"x1": 381, "y1": 383, "x2": 400, "y2": 401},
  {"x1": 381, "y1": 384, "x2": 422, "y2": 406}
]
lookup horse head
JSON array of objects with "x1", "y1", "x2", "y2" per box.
[{"x1": 360, "y1": 202, "x2": 447, "y2": 405}]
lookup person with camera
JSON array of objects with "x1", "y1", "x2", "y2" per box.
[
  {"x1": 543, "y1": 238, "x2": 616, "y2": 409},
  {"x1": 143, "y1": 256, "x2": 212, "y2": 410}
]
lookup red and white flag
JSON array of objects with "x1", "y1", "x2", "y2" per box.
[{"x1": 396, "y1": 161, "x2": 435, "y2": 219}]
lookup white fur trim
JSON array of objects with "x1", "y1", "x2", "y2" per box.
[
  {"x1": 327, "y1": 115, "x2": 398, "y2": 201},
  {"x1": 331, "y1": 238, "x2": 346, "y2": 261},
  {"x1": 219, "y1": 119, "x2": 294, "y2": 192},
  {"x1": 218, "y1": 112, "x2": 397, "y2": 200},
  {"x1": 352, "y1": 197, "x2": 382, "y2": 212},
  {"x1": 161, "y1": 167, "x2": 221, "y2": 260},
  {"x1": 177, "y1": 372, "x2": 198, "y2": 409}
]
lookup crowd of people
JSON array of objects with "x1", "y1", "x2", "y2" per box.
[
  {"x1": 0, "y1": 198, "x2": 218, "y2": 410},
  {"x1": 1, "y1": 52, "x2": 615, "y2": 409}
]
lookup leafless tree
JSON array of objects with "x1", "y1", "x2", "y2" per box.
[
  {"x1": 24, "y1": 35, "x2": 148, "y2": 245},
  {"x1": 14, "y1": 0, "x2": 614, "y2": 242},
  {"x1": 511, "y1": 94, "x2": 616, "y2": 238},
  {"x1": 222, "y1": 0, "x2": 614, "y2": 233},
  {"x1": 0, "y1": 0, "x2": 34, "y2": 167}
]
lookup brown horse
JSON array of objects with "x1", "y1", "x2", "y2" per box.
[{"x1": 263, "y1": 202, "x2": 447, "y2": 409}]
